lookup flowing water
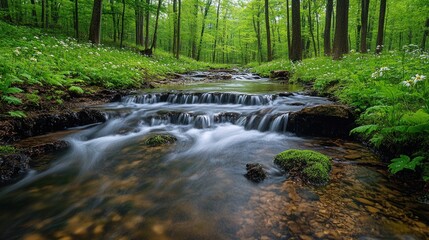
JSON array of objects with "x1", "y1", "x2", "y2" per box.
[{"x1": 1, "y1": 72, "x2": 429, "y2": 240}]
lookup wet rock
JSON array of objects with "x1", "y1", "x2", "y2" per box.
[
  {"x1": 287, "y1": 104, "x2": 355, "y2": 138},
  {"x1": 245, "y1": 163, "x2": 267, "y2": 183},
  {"x1": 23, "y1": 140, "x2": 70, "y2": 158},
  {"x1": 270, "y1": 70, "x2": 291, "y2": 81},
  {"x1": 278, "y1": 92, "x2": 294, "y2": 97},
  {"x1": 0, "y1": 154, "x2": 30, "y2": 185},
  {"x1": 344, "y1": 154, "x2": 362, "y2": 160},
  {"x1": 1, "y1": 109, "x2": 106, "y2": 143}
]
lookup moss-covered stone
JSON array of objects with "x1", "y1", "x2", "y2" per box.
[
  {"x1": 144, "y1": 134, "x2": 177, "y2": 146},
  {"x1": 274, "y1": 149, "x2": 331, "y2": 185},
  {"x1": 0, "y1": 145, "x2": 16, "y2": 154}
]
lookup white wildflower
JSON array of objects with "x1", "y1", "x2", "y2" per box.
[
  {"x1": 13, "y1": 49, "x2": 21, "y2": 56},
  {"x1": 22, "y1": 37, "x2": 27, "y2": 40},
  {"x1": 401, "y1": 80, "x2": 413, "y2": 87},
  {"x1": 36, "y1": 51, "x2": 42, "y2": 55},
  {"x1": 29, "y1": 57, "x2": 37, "y2": 62},
  {"x1": 412, "y1": 74, "x2": 426, "y2": 84},
  {"x1": 34, "y1": 36, "x2": 39, "y2": 40}
]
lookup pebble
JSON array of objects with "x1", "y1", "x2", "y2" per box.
[
  {"x1": 23, "y1": 234, "x2": 46, "y2": 240},
  {"x1": 344, "y1": 154, "x2": 362, "y2": 160},
  {"x1": 355, "y1": 197, "x2": 375, "y2": 206}
]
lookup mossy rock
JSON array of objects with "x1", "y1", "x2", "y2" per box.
[
  {"x1": 144, "y1": 134, "x2": 177, "y2": 146},
  {"x1": 274, "y1": 149, "x2": 331, "y2": 185}
]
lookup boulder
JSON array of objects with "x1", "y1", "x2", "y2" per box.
[
  {"x1": 144, "y1": 134, "x2": 177, "y2": 146},
  {"x1": 0, "y1": 154, "x2": 30, "y2": 185},
  {"x1": 287, "y1": 104, "x2": 355, "y2": 138},
  {"x1": 270, "y1": 70, "x2": 291, "y2": 81},
  {"x1": 244, "y1": 163, "x2": 267, "y2": 183},
  {"x1": 274, "y1": 149, "x2": 331, "y2": 185}
]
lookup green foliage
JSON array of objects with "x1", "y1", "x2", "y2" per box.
[
  {"x1": 0, "y1": 145, "x2": 17, "y2": 154},
  {"x1": 388, "y1": 155, "x2": 425, "y2": 174},
  {"x1": 274, "y1": 149, "x2": 331, "y2": 185},
  {"x1": 8, "y1": 110, "x2": 27, "y2": 118},
  {"x1": 144, "y1": 134, "x2": 177, "y2": 146},
  {"x1": 68, "y1": 86, "x2": 84, "y2": 95}
]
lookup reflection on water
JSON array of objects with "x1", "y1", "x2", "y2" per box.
[{"x1": 1, "y1": 73, "x2": 428, "y2": 239}]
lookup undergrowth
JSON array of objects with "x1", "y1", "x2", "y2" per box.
[{"x1": 252, "y1": 47, "x2": 429, "y2": 183}]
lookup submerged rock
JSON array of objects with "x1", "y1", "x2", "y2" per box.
[
  {"x1": 245, "y1": 163, "x2": 267, "y2": 183},
  {"x1": 0, "y1": 154, "x2": 30, "y2": 185},
  {"x1": 274, "y1": 149, "x2": 331, "y2": 185},
  {"x1": 144, "y1": 134, "x2": 177, "y2": 147},
  {"x1": 287, "y1": 104, "x2": 355, "y2": 138}
]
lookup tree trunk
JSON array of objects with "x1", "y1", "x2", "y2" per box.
[
  {"x1": 212, "y1": 0, "x2": 221, "y2": 62},
  {"x1": 31, "y1": 0, "x2": 37, "y2": 23},
  {"x1": 308, "y1": 0, "x2": 317, "y2": 57},
  {"x1": 150, "y1": 0, "x2": 162, "y2": 50},
  {"x1": 0, "y1": 0, "x2": 11, "y2": 22},
  {"x1": 290, "y1": 0, "x2": 302, "y2": 62},
  {"x1": 190, "y1": 0, "x2": 198, "y2": 59},
  {"x1": 286, "y1": 0, "x2": 291, "y2": 54},
  {"x1": 41, "y1": 0, "x2": 46, "y2": 28},
  {"x1": 421, "y1": 18, "x2": 429, "y2": 50},
  {"x1": 176, "y1": 0, "x2": 181, "y2": 58},
  {"x1": 323, "y1": 0, "x2": 333, "y2": 56},
  {"x1": 89, "y1": 0, "x2": 103, "y2": 44},
  {"x1": 196, "y1": 0, "x2": 212, "y2": 61},
  {"x1": 145, "y1": 0, "x2": 151, "y2": 49},
  {"x1": 120, "y1": 0, "x2": 126, "y2": 48},
  {"x1": 264, "y1": 0, "x2": 272, "y2": 61},
  {"x1": 332, "y1": 0, "x2": 349, "y2": 60},
  {"x1": 111, "y1": 0, "x2": 117, "y2": 42},
  {"x1": 360, "y1": 0, "x2": 370, "y2": 53},
  {"x1": 172, "y1": 0, "x2": 177, "y2": 55},
  {"x1": 135, "y1": 0, "x2": 144, "y2": 46},
  {"x1": 252, "y1": 12, "x2": 263, "y2": 63},
  {"x1": 74, "y1": 0, "x2": 79, "y2": 40},
  {"x1": 375, "y1": 0, "x2": 386, "y2": 54},
  {"x1": 314, "y1": 0, "x2": 320, "y2": 55}
]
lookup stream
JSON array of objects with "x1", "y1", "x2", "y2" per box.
[{"x1": 1, "y1": 71, "x2": 429, "y2": 239}]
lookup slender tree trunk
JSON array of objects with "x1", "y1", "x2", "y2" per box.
[
  {"x1": 332, "y1": 0, "x2": 349, "y2": 60},
  {"x1": 323, "y1": 0, "x2": 333, "y2": 55},
  {"x1": 375, "y1": 0, "x2": 386, "y2": 54},
  {"x1": 120, "y1": 0, "x2": 126, "y2": 48},
  {"x1": 212, "y1": 0, "x2": 221, "y2": 62},
  {"x1": 360, "y1": 0, "x2": 370, "y2": 53},
  {"x1": 150, "y1": 0, "x2": 162, "y2": 50},
  {"x1": 45, "y1": 0, "x2": 50, "y2": 28},
  {"x1": 286, "y1": 0, "x2": 291, "y2": 54},
  {"x1": 145, "y1": 0, "x2": 150, "y2": 49},
  {"x1": 197, "y1": 0, "x2": 212, "y2": 61},
  {"x1": 355, "y1": 0, "x2": 361, "y2": 51},
  {"x1": 190, "y1": 0, "x2": 198, "y2": 59},
  {"x1": 89, "y1": 0, "x2": 103, "y2": 44},
  {"x1": 176, "y1": 0, "x2": 181, "y2": 58},
  {"x1": 421, "y1": 18, "x2": 429, "y2": 50},
  {"x1": 74, "y1": 0, "x2": 79, "y2": 40},
  {"x1": 41, "y1": 0, "x2": 46, "y2": 28},
  {"x1": 253, "y1": 12, "x2": 263, "y2": 63},
  {"x1": 172, "y1": 0, "x2": 177, "y2": 54},
  {"x1": 31, "y1": 0, "x2": 37, "y2": 23},
  {"x1": 135, "y1": 0, "x2": 144, "y2": 46},
  {"x1": 111, "y1": 0, "x2": 117, "y2": 42},
  {"x1": 290, "y1": 0, "x2": 302, "y2": 61},
  {"x1": 308, "y1": 0, "x2": 317, "y2": 57},
  {"x1": 314, "y1": 0, "x2": 320, "y2": 55},
  {"x1": 264, "y1": 0, "x2": 272, "y2": 61}
]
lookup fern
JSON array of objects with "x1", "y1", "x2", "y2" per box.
[
  {"x1": 8, "y1": 110, "x2": 26, "y2": 118},
  {"x1": 388, "y1": 155, "x2": 425, "y2": 174},
  {"x1": 68, "y1": 86, "x2": 84, "y2": 94},
  {"x1": 350, "y1": 124, "x2": 379, "y2": 137},
  {"x1": 2, "y1": 95, "x2": 22, "y2": 105}
]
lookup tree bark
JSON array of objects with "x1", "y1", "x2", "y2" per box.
[
  {"x1": 290, "y1": 0, "x2": 302, "y2": 62},
  {"x1": 375, "y1": 0, "x2": 386, "y2": 54},
  {"x1": 360, "y1": 0, "x2": 369, "y2": 53},
  {"x1": 0, "y1": 0, "x2": 11, "y2": 22},
  {"x1": 332, "y1": 0, "x2": 349, "y2": 60},
  {"x1": 212, "y1": 0, "x2": 221, "y2": 62},
  {"x1": 252, "y1": 9, "x2": 263, "y2": 63},
  {"x1": 172, "y1": 0, "x2": 177, "y2": 55},
  {"x1": 41, "y1": 0, "x2": 46, "y2": 27},
  {"x1": 176, "y1": 0, "x2": 181, "y2": 58},
  {"x1": 196, "y1": 0, "x2": 212, "y2": 61},
  {"x1": 89, "y1": 0, "x2": 103, "y2": 44},
  {"x1": 190, "y1": 0, "x2": 198, "y2": 59},
  {"x1": 264, "y1": 0, "x2": 272, "y2": 61},
  {"x1": 308, "y1": 0, "x2": 317, "y2": 57},
  {"x1": 111, "y1": 0, "x2": 117, "y2": 42},
  {"x1": 286, "y1": 0, "x2": 291, "y2": 54},
  {"x1": 150, "y1": 0, "x2": 162, "y2": 50},
  {"x1": 74, "y1": 0, "x2": 79, "y2": 40},
  {"x1": 421, "y1": 18, "x2": 429, "y2": 50},
  {"x1": 145, "y1": 0, "x2": 151, "y2": 49},
  {"x1": 120, "y1": 0, "x2": 126, "y2": 48},
  {"x1": 323, "y1": 0, "x2": 333, "y2": 56},
  {"x1": 31, "y1": 0, "x2": 38, "y2": 23}
]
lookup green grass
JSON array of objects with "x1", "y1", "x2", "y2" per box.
[
  {"x1": 0, "y1": 21, "x2": 222, "y2": 117},
  {"x1": 254, "y1": 48, "x2": 429, "y2": 181}
]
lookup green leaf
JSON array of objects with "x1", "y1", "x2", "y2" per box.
[
  {"x1": 68, "y1": 86, "x2": 84, "y2": 94},
  {"x1": 350, "y1": 124, "x2": 379, "y2": 137},
  {"x1": 8, "y1": 110, "x2": 26, "y2": 118},
  {"x1": 388, "y1": 155, "x2": 424, "y2": 174},
  {"x1": 2, "y1": 95, "x2": 22, "y2": 105},
  {"x1": 4, "y1": 87, "x2": 23, "y2": 94}
]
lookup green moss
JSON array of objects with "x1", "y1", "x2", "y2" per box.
[
  {"x1": 144, "y1": 134, "x2": 177, "y2": 146},
  {"x1": 274, "y1": 149, "x2": 331, "y2": 185},
  {"x1": 0, "y1": 145, "x2": 17, "y2": 154}
]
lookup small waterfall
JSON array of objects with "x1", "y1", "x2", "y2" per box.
[
  {"x1": 269, "y1": 113, "x2": 289, "y2": 132},
  {"x1": 122, "y1": 93, "x2": 273, "y2": 106},
  {"x1": 194, "y1": 115, "x2": 212, "y2": 129}
]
